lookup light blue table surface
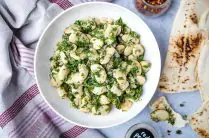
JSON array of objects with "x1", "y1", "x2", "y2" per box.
[{"x1": 99, "y1": 0, "x2": 201, "y2": 138}]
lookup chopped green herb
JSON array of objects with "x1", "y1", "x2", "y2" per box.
[
  {"x1": 137, "y1": 55, "x2": 144, "y2": 61},
  {"x1": 74, "y1": 20, "x2": 95, "y2": 33},
  {"x1": 92, "y1": 95, "x2": 101, "y2": 110},
  {"x1": 113, "y1": 56, "x2": 121, "y2": 69},
  {"x1": 107, "y1": 74, "x2": 116, "y2": 86},
  {"x1": 130, "y1": 31, "x2": 139, "y2": 38},
  {"x1": 127, "y1": 85, "x2": 142, "y2": 101},
  {"x1": 74, "y1": 20, "x2": 82, "y2": 25},
  {"x1": 167, "y1": 130, "x2": 171, "y2": 135},
  {"x1": 127, "y1": 60, "x2": 133, "y2": 65},
  {"x1": 97, "y1": 23, "x2": 104, "y2": 29},
  {"x1": 115, "y1": 17, "x2": 126, "y2": 31},
  {"x1": 118, "y1": 77, "x2": 124, "y2": 80},
  {"x1": 180, "y1": 102, "x2": 186, "y2": 107},
  {"x1": 107, "y1": 91, "x2": 121, "y2": 109},
  {"x1": 176, "y1": 130, "x2": 182, "y2": 135},
  {"x1": 130, "y1": 67, "x2": 138, "y2": 74},
  {"x1": 85, "y1": 77, "x2": 102, "y2": 87},
  {"x1": 165, "y1": 106, "x2": 176, "y2": 125},
  {"x1": 66, "y1": 60, "x2": 81, "y2": 73},
  {"x1": 94, "y1": 71, "x2": 101, "y2": 77},
  {"x1": 182, "y1": 115, "x2": 187, "y2": 120},
  {"x1": 90, "y1": 29, "x2": 104, "y2": 39},
  {"x1": 76, "y1": 40, "x2": 89, "y2": 49},
  {"x1": 62, "y1": 34, "x2": 69, "y2": 41},
  {"x1": 57, "y1": 39, "x2": 70, "y2": 51}
]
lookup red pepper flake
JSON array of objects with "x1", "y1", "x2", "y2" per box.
[
  {"x1": 135, "y1": 0, "x2": 171, "y2": 16},
  {"x1": 145, "y1": 0, "x2": 167, "y2": 6}
]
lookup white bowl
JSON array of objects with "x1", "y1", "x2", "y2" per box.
[{"x1": 35, "y1": 2, "x2": 161, "y2": 128}]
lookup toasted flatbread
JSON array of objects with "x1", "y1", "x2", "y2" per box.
[
  {"x1": 159, "y1": 0, "x2": 209, "y2": 93},
  {"x1": 199, "y1": 9, "x2": 209, "y2": 30},
  {"x1": 197, "y1": 40, "x2": 209, "y2": 102},
  {"x1": 189, "y1": 99, "x2": 209, "y2": 138},
  {"x1": 150, "y1": 96, "x2": 188, "y2": 128}
]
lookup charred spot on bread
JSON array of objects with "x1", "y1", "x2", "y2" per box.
[
  {"x1": 190, "y1": 13, "x2": 198, "y2": 24},
  {"x1": 195, "y1": 128, "x2": 209, "y2": 138},
  {"x1": 172, "y1": 33, "x2": 203, "y2": 66}
]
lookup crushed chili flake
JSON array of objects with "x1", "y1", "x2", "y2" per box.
[
  {"x1": 135, "y1": 0, "x2": 171, "y2": 17},
  {"x1": 145, "y1": 0, "x2": 167, "y2": 5}
]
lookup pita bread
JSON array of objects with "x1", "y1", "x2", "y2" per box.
[
  {"x1": 189, "y1": 99, "x2": 209, "y2": 138},
  {"x1": 159, "y1": 0, "x2": 209, "y2": 93},
  {"x1": 150, "y1": 96, "x2": 188, "y2": 128},
  {"x1": 197, "y1": 40, "x2": 209, "y2": 102},
  {"x1": 199, "y1": 9, "x2": 209, "y2": 30}
]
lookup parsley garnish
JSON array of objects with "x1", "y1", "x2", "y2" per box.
[
  {"x1": 118, "y1": 77, "x2": 124, "y2": 80},
  {"x1": 130, "y1": 67, "x2": 138, "y2": 74},
  {"x1": 115, "y1": 17, "x2": 126, "y2": 32},
  {"x1": 167, "y1": 130, "x2": 171, "y2": 135},
  {"x1": 66, "y1": 60, "x2": 81, "y2": 73},
  {"x1": 127, "y1": 85, "x2": 142, "y2": 101},
  {"x1": 180, "y1": 101, "x2": 186, "y2": 107},
  {"x1": 182, "y1": 115, "x2": 187, "y2": 120},
  {"x1": 57, "y1": 39, "x2": 70, "y2": 51},
  {"x1": 94, "y1": 71, "x2": 100, "y2": 77},
  {"x1": 176, "y1": 130, "x2": 182, "y2": 135},
  {"x1": 165, "y1": 106, "x2": 175, "y2": 125},
  {"x1": 113, "y1": 56, "x2": 121, "y2": 69}
]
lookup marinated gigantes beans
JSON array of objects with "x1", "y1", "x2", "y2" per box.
[{"x1": 49, "y1": 17, "x2": 151, "y2": 115}]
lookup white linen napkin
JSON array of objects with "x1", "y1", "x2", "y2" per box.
[{"x1": 0, "y1": 0, "x2": 111, "y2": 137}]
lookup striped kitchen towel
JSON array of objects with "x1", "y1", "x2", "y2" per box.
[{"x1": 0, "y1": 0, "x2": 111, "y2": 138}]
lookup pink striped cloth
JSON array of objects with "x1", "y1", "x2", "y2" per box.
[{"x1": 0, "y1": 0, "x2": 111, "y2": 137}]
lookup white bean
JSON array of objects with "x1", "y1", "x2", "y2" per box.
[
  {"x1": 71, "y1": 85, "x2": 83, "y2": 96},
  {"x1": 91, "y1": 38, "x2": 104, "y2": 50},
  {"x1": 132, "y1": 44, "x2": 144, "y2": 57},
  {"x1": 113, "y1": 69, "x2": 129, "y2": 91},
  {"x1": 104, "y1": 24, "x2": 121, "y2": 38},
  {"x1": 99, "y1": 105, "x2": 110, "y2": 115},
  {"x1": 111, "y1": 84, "x2": 123, "y2": 96},
  {"x1": 67, "y1": 64, "x2": 88, "y2": 84},
  {"x1": 91, "y1": 64, "x2": 107, "y2": 83},
  {"x1": 58, "y1": 65, "x2": 69, "y2": 81},
  {"x1": 69, "y1": 33, "x2": 78, "y2": 43},
  {"x1": 88, "y1": 49, "x2": 99, "y2": 61},
  {"x1": 60, "y1": 52, "x2": 68, "y2": 64},
  {"x1": 70, "y1": 52, "x2": 81, "y2": 60},
  {"x1": 100, "y1": 47, "x2": 115, "y2": 64},
  {"x1": 50, "y1": 77, "x2": 59, "y2": 87},
  {"x1": 136, "y1": 75, "x2": 146, "y2": 85},
  {"x1": 64, "y1": 24, "x2": 80, "y2": 34},
  {"x1": 116, "y1": 44, "x2": 125, "y2": 54},
  {"x1": 57, "y1": 88, "x2": 67, "y2": 98},
  {"x1": 121, "y1": 34, "x2": 139, "y2": 44},
  {"x1": 128, "y1": 54, "x2": 137, "y2": 60},
  {"x1": 93, "y1": 86, "x2": 107, "y2": 95},
  {"x1": 69, "y1": 45, "x2": 81, "y2": 60},
  {"x1": 124, "y1": 46, "x2": 133, "y2": 56},
  {"x1": 140, "y1": 60, "x2": 151, "y2": 73},
  {"x1": 120, "y1": 99, "x2": 133, "y2": 111},
  {"x1": 50, "y1": 60, "x2": 56, "y2": 68},
  {"x1": 100, "y1": 95, "x2": 110, "y2": 105}
]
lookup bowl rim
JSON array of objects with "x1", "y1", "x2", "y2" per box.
[{"x1": 34, "y1": 1, "x2": 161, "y2": 128}]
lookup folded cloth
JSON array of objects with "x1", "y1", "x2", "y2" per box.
[{"x1": 0, "y1": 0, "x2": 111, "y2": 137}]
